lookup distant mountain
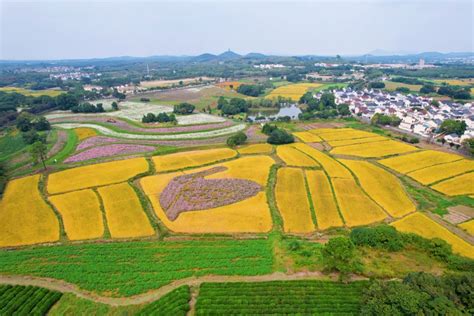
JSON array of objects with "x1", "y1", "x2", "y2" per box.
[
  {"x1": 245, "y1": 52, "x2": 267, "y2": 59},
  {"x1": 191, "y1": 53, "x2": 217, "y2": 62},
  {"x1": 217, "y1": 50, "x2": 241, "y2": 60}
]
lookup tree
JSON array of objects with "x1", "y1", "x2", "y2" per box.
[
  {"x1": 462, "y1": 138, "x2": 474, "y2": 156},
  {"x1": 226, "y1": 132, "x2": 247, "y2": 147},
  {"x1": 439, "y1": 119, "x2": 467, "y2": 136},
  {"x1": 321, "y1": 237, "x2": 361, "y2": 280},
  {"x1": 217, "y1": 96, "x2": 228, "y2": 110},
  {"x1": 56, "y1": 93, "x2": 79, "y2": 110},
  {"x1": 262, "y1": 124, "x2": 277, "y2": 135},
  {"x1": 267, "y1": 129, "x2": 294, "y2": 145},
  {"x1": 420, "y1": 84, "x2": 436, "y2": 94},
  {"x1": 173, "y1": 102, "x2": 195, "y2": 115},
  {"x1": 22, "y1": 130, "x2": 46, "y2": 144},
  {"x1": 33, "y1": 116, "x2": 51, "y2": 131},
  {"x1": 236, "y1": 84, "x2": 264, "y2": 97},
  {"x1": 396, "y1": 87, "x2": 410, "y2": 93},
  {"x1": 16, "y1": 112, "x2": 34, "y2": 132},
  {"x1": 30, "y1": 141, "x2": 47, "y2": 170},
  {"x1": 111, "y1": 101, "x2": 119, "y2": 111},
  {"x1": 369, "y1": 82, "x2": 385, "y2": 89}
]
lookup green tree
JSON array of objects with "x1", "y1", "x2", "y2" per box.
[
  {"x1": 111, "y1": 101, "x2": 119, "y2": 111},
  {"x1": 173, "y1": 103, "x2": 195, "y2": 115},
  {"x1": 30, "y1": 141, "x2": 48, "y2": 170},
  {"x1": 226, "y1": 132, "x2": 247, "y2": 147},
  {"x1": 440, "y1": 119, "x2": 467, "y2": 136},
  {"x1": 267, "y1": 129, "x2": 294, "y2": 145},
  {"x1": 321, "y1": 237, "x2": 361, "y2": 280}
]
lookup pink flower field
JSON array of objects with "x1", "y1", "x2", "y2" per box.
[{"x1": 65, "y1": 144, "x2": 156, "y2": 163}]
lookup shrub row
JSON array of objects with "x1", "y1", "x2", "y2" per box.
[{"x1": 0, "y1": 285, "x2": 62, "y2": 315}]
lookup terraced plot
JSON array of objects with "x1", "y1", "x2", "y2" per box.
[
  {"x1": 98, "y1": 182, "x2": 155, "y2": 238},
  {"x1": 275, "y1": 167, "x2": 315, "y2": 233},
  {"x1": 330, "y1": 140, "x2": 418, "y2": 158},
  {"x1": 141, "y1": 156, "x2": 273, "y2": 233},
  {"x1": 49, "y1": 189, "x2": 104, "y2": 240},
  {"x1": 47, "y1": 158, "x2": 149, "y2": 194},
  {"x1": 340, "y1": 159, "x2": 415, "y2": 218},
  {"x1": 332, "y1": 178, "x2": 387, "y2": 227},
  {"x1": 237, "y1": 143, "x2": 273, "y2": 154},
  {"x1": 291, "y1": 143, "x2": 352, "y2": 178},
  {"x1": 74, "y1": 127, "x2": 97, "y2": 140},
  {"x1": 316, "y1": 129, "x2": 377, "y2": 141},
  {"x1": 327, "y1": 136, "x2": 387, "y2": 147},
  {"x1": 0, "y1": 175, "x2": 59, "y2": 247},
  {"x1": 265, "y1": 83, "x2": 322, "y2": 101},
  {"x1": 196, "y1": 281, "x2": 368, "y2": 315},
  {"x1": 407, "y1": 160, "x2": 474, "y2": 185},
  {"x1": 137, "y1": 286, "x2": 191, "y2": 316},
  {"x1": 458, "y1": 220, "x2": 474, "y2": 235},
  {"x1": 292, "y1": 131, "x2": 322, "y2": 143},
  {"x1": 276, "y1": 145, "x2": 319, "y2": 167},
  {"x1": 0, "y1": 285, "x2": 63, "y2": 315},
  {"x1": 305, "y1": 170, "x2": 343, "y2": 230},
  {"x1": 391, "y1": 212, "x2": 474, "y2": 259},
  {"x1": 379, "y1": 150, "x2": 463, "y2": 174},
  {"x1": 153, "y1": 148, "x2": 237, "y2": 172},
  {"x1": 431, "y1": 173, "x2": 474, "y2": 196}
]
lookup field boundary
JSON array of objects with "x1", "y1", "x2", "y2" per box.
[{"x1": 0, "y1": 272, "x2": 368, "y2": 307}]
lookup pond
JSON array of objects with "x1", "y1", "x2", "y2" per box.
[{"x1": 248, "y1": 104, "x2": 302, "y2": 121}]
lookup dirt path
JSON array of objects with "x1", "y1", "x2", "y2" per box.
[{"x1": 0, "y1": 272, "x2": 367, "y2": 307}]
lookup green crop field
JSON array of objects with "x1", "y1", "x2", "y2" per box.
[
  {"x1": 137, "y1": 286, "x2": 191, "y2": 316},
  {"x1": 0, "y1": 239, "x2": 273, "y2": 296},
  {"x1": 0, "y1": 285, "x2": 62, "y2": 315},
  {"x1": 196, "y1": 280, "x2": 369, "y2": 315}
]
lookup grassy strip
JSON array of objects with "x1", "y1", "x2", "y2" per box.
[
  {"x1": 303, "y1": 170, "x2": 319, "y2": 229},
  {"x1": 92, "y1": 188, "x2": 112, "y2": 239},
  {"x1": 46, "y1": 129, "x2": 78, "y2": 164},
  {"x1": 38, "y1": 173, "x2": 67, "y2": 242}
]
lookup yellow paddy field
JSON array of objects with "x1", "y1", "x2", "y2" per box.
[
  {"x1": 277, "y1": 145, "x2": 320, "y2": 167},
  {"x1": 379, "y1": 150, "x2": 463, "y2": 174},
  {"x1": 458, "y1": 220, "x2": 474, "y2": 236},
  {"x1": 275, "y1": 168, "x2": 315, "y2": 233},
  {"x1": 152, "y1": 148, "x2": 237, "y2": 172},
  {"x1": 47, "y1": 158, "x2": 149, "y2": 194},
  {"x1": 431, "y1": 173, "x2": 474, "y2": 196},
  {"x1": 305, "y1": 170, "x2": 343, "y2": 230},
  {"x1": 330, "y1": 140, "x2": 418, "y2": 158},
  {"x1": 237, "y1": 143, "x2": 273, "y2": 155},
  {"x1": 265, "y1": 83, "x2": 322, "y2": 101},
  {"x1": 0, "y1": 175, "x2": 59, "y2": 247},
  {"x1": 49, "y1": 189, "x2": 104, "y2": 240},
  {"x1": 407, "y1": 159, "x2": 474, "y2": 185},
  {"x1": 74, "y1": 128, "x2": 97, "y2": 141},
  {"x1": 292, "y1": 131, "x2": 322, "y2": 143},
  {"x1": 392, "y1": 213, "x2": 474, "y2": 259}
]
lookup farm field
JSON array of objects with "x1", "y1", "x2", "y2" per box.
[
  {"x1": 275, "y1": 167, "x2": 315, "y2": 233},
  {"x1": 152, "y1": 148, "x2": 237, "y2": 171},
  {"x1": 98, "y1": 182, "x2": 155, "y2": 238},
  {"x1": 383, "y1": 81, "x2": 422, "y2": 91},
  {"x1": 330, "y1": 139, "x2": 418, "y2": 157},
  {"x1": 0, "y1": 285, "x2": 62, "y2": 315},
  {"x1": 49, "y1": 189, "x2": 104, "y2": 241},
  {"x1": 47, "y1": 157, "x2": 149, "y2": 194},
  {"x1": 431, "y1": 172, "x2": 474, "y2": 196},
  {"x1": 339, "y1": 159, "x2": 415, "y2": 218},
  {"x1": 458, "y1": 220, "x2": 474, "y2": 235},
  {"x1": 0, "y1": 86, "x2": 64, "y2": 97},
  {"x1": 0, "y1": 175, "x2": 59, "y2": 247},
  {"x1": 391, "y1": 212, "x2": 474, "y2": 259},
  {"x1": 196, "y1": 280, "x2": 368, "y2": 315},
  {"x1": 276, "y1": 144, "x2": 320, "y2": 167},
  {"x1": 406, "y1": 159, "x2": 474, "y2": 185},
  {"x1": 74, "y1": 127, "x2": 97, "y2": 140},
  {"x1": 292, "y1": 131, "x2": 322, "y2": 142},
  {"x1": 379, "y1": 150, "x2": 463, "y2": 174},
  {"x1": 265, "y1": 83, "x2": 322, "y2": 101},
  {"x1": 139, "y1": 77, "x2": 214, "y2": 88},
  {"x1": 327, "y1": 136, "x2": 387, "y2": 147},
  {"x1": 305, "y1": 170, "x2": 344, "y2": 230},
  {"x1": 237, "y1": 143, "x2": 273, "y2": 154},
  {"x1": 0, "y1": 239, "x2": 273, "y2": 296},
  {"x1": 312, "y1": 128, "x2": 377, "y2": 141}
]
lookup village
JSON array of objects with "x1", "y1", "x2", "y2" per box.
[{"x1": 333, "y1": 88, "x2": 474, "y2": 145}]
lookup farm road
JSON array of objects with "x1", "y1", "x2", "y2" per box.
[{"x1": 0, "y1": 272, "x2": 367, "y2": 306}]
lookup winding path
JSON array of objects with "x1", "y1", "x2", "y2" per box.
[{"x1": 0, "y1": 272, "x2": 367, "y2": 307}]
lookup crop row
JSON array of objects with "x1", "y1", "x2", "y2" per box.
[
  {"x1": 137, "y1": 286, "x2": 191, "y2": 316},
  {"x1": 0, "y1": 285, "x2": 62, "y2": 315},
  {"x1": 0, "y1": 239, "x2": 273, "y2": 296},
  {"x1": 196, "y1": 281, "x2": 368, "y2": 315}
]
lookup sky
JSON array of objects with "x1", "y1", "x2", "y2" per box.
[{"x1": 0, "y1": 0, "x2": 473, "y2": 60}]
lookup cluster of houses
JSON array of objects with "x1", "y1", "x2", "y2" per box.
[{"x1": 333, "y1": 88, "x2": 474, "y2": 145}]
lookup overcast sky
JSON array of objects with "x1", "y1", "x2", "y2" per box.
[{"x1": 0, "y1": 0, "x2": 472, "y2": 60}]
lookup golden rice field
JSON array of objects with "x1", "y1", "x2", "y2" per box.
[
  {"x1": 276, "y1": 145, "x2": 320, "y2": 167},
  {"x1": 305, "y1": 170, "x2": 343, "y2": 230},
  {"x1": 433, "y1": 79, "x2": 474, "y2": 86},
  {"x1": 327, "y1": 136, "x2": 387, "y2": 147},
  {"x1": 49, "y1": 189, "x2": 104, "y2": 240},
  {"x1": 313, "y1": 129, "x2": 377, "y2": 142},
  {"x1": 458, "y1": 220, "x2": 474, "y2": 236},
  {"x1": 291, "y1": 143, "x2": 352, "y2": 179},
  {"x1": 47, "y1": 158, "x2": 149, "y2": 194},
  {"x1": 339, "y1": 159, "x2": 415, "y2": 218},
  {"x1": 332, "y1": 178, "x2": 387, "y2": 227},
  {"x1": 98, "y1": 182, "x2": 155, "y2": 238},
  {"x1": 431, "y1": 173, "x2": 474, "y2": 196},
  {"x1": 391, "y1": 212, "x2": 474, "y2": 259},
  {"x1": 330, "y1": 140, "x2": 418, "y2": 158},
  {"x1": 379, "y1": 150, "x2": 463, "y2": 174},
  {"x1": 265, "y1": 83, "x2": 322, "y2": 101},
  {"x1": 308, "y1": 128, "x2": 353, "y2": 134},
  {"x1": 0, "y1": 86, "x2": 64, "y2": 97},
  {"x1": 197, "y1": 155, "x2": 275, "y2": 186},
  {"x1": 384, "y1": 81, "x2": 422, "y2": 92},
  {"x1": 275, "y1": 168, "x2": 315, "y2": 233},
  {"x1": 141, "y1": 156, "x2": 273, "y2": 233},
  {"x1": 74, "y1": 127, "x2": 97, "y2": 141},
  {"x1": 215, "y1": 81, "x2": 243, "y2": 90},
  {"x1": 237, "y1": 143, "x2": 273, "y2": 155},
  {"x1": 292, "y1": 131, "x2": 322, "y2": 143},
  {"x1": 0, "y1": 175, "x2": 59, "y2": 247},
  {"x1": 407, "y1": 159, "x2": 474, "y2": 185},
  {"x1": 152, "y1": 148, "x2": 237, "y2": 172}
]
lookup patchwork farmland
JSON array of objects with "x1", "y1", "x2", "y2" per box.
[{"x1": 1, "y1": 123, "x2": 473, "y2": 314}]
